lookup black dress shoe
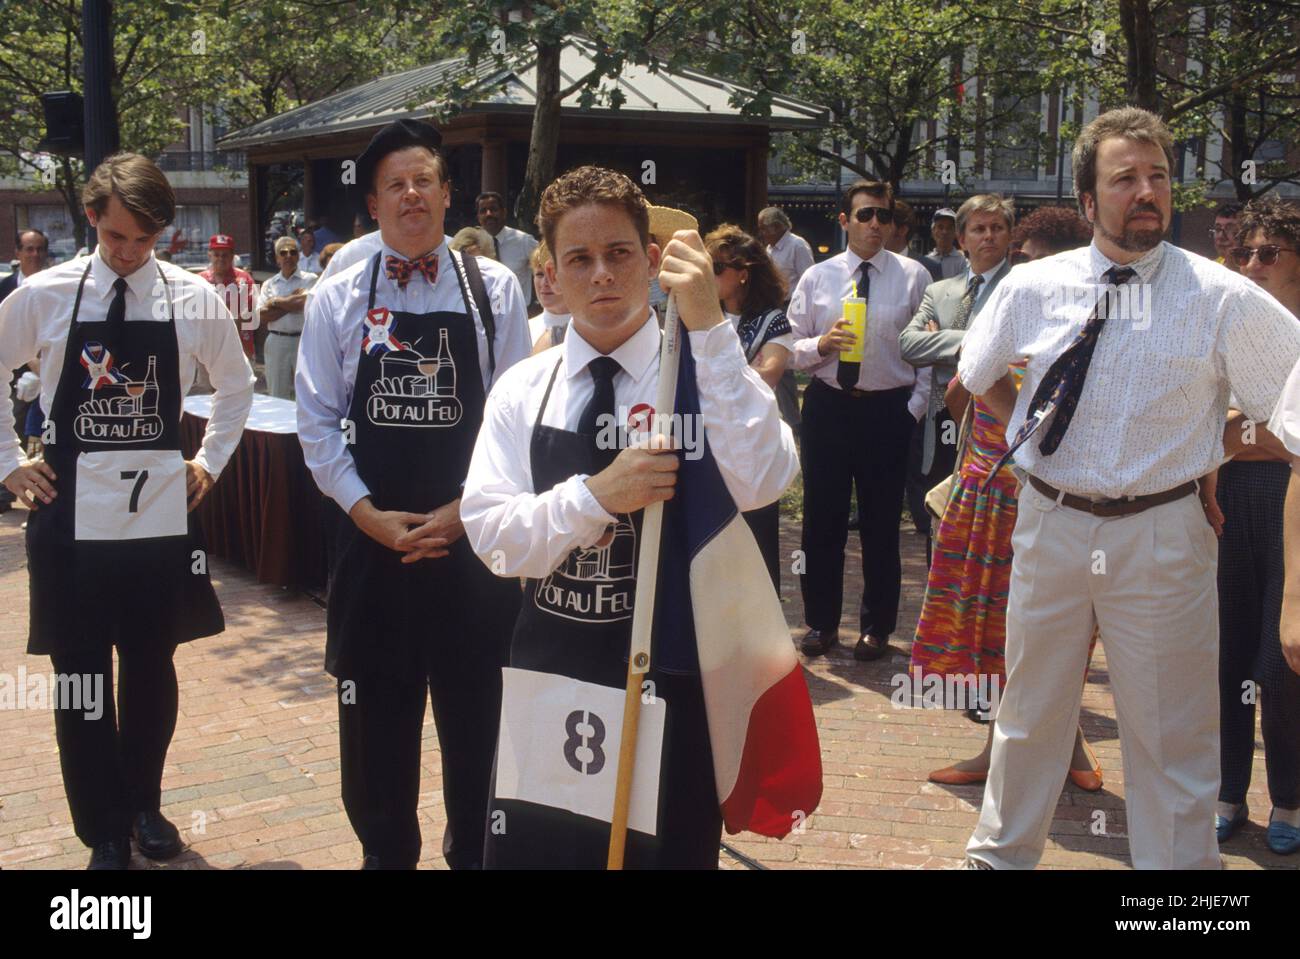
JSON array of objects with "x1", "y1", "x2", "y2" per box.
[
  {"x1": 853, "y1": 634, "x2": 890, "y2": 661},
  {"x1": 132, "y1": 811, "x2": 183, "y2": 860},
  {"x1": 800, "y1": 628, "x2": 838, "y2": 657},
  {"x1": 87, "y1": 837, "x2": 131, "y2": 870}
]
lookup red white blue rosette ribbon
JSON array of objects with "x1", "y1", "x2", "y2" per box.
[
  {"x1": 80, "y1": 341, "x2": 127, "y2": 390},
  {"x1": 361, "y1": 307, "x2": 409, "y2": 355}
]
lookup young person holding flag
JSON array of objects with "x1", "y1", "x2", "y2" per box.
[{"x1": 461, "y1": 166, "x2": 820, "y2": 868}]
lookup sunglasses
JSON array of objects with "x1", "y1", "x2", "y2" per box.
[
  {"x1": 851, "y1": 207, "x2": 895, "y2": 225},
  {"x1": 712, "y1": 260, "x2": 747, "y2": 275},
  {"x1": 1208, "y1": 226, "x2": 1235, "y2": 238},
  {"x1": 1230, "y1": 244, "x2": 1296, "y2": 266},
  {"x1": 278, "y1": 249, "x2": 300, "y2": 256}
]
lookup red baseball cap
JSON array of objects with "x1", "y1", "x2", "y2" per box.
[{"x1": 208, "y1": 234, "x2": 234, "y2": 250}]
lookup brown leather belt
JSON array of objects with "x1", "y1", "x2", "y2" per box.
[{"x1": 1027, "y1": 474, "x2": 1198, "y2": 518}]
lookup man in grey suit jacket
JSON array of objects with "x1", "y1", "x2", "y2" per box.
[{"x1": 900, "y1": 195, "x2": 1014, "y2": 551}]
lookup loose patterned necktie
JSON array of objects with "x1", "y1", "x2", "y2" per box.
[
  {"x1": 836, "y1": 262, "x2": 869, "y2": 391},
  {"x1": 985, "y1": 265, "x2": 1137, "y2": 482},
  {"x1": 952, "y1": 273, "x2": 984, "y2": 332},
  {"x1": 384, "y1": 252, "x2": 439, "y2": 290}
]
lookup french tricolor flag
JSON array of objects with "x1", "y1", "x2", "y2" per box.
[{"x1": 654, "y1": 340, "x2": 823, "y2": 838}]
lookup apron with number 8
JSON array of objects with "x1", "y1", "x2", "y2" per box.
[
  {"x1": 482, "y1": 357, "x2": 723, "y2": 869},
  {"x1": 25, "y1": 260, "x2": 224, "y2": 657}
]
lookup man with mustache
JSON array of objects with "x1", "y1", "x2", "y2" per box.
[
  {"x1": 296, "y1": 119, "x2": 530, "y2": 869},
  {"x1": 957, "y1": 107, "x2": 1300, "y2": 870}
]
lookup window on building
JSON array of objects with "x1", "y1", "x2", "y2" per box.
[
  {"x1": 989, "y1": 91, "x2": 1042, "y2": 181},
  {"x1": 16, "y1": 205, "x2": 78, "y2": 263},
  {"x1": 158, "y1": 205, "x2": 221, "y2": 266}
]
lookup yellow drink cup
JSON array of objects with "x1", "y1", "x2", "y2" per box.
[{"x1": 839, "y1": 295, "x2": 866, "y2": 363}]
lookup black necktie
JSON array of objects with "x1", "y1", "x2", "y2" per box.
[
  {"x1": 105, "y1": 277, "x2": 128, "y2": 350},
  {"x1": 836, "y1": 262, "x2": 869, "y2": 390},
  {"x1": 986, "y1": 265, "x2": 1137, "y2": 482},
  {"x1": 579, "y1": 356, "x2": 622, "y2": 469}
]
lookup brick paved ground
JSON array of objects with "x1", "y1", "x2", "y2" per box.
[{"x1": 0, "y1": 502, "x2": 1293, "y2": 871}]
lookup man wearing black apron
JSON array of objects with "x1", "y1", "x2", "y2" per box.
[
  {"x1": 0, "y1": 153, "x2": 254, "y2": 869},
  {"x1": 296, "y1": 120, "x2": 530, "y2": 869},
  {"x1": 461, "y1": 166, "x2": 799, "y2": 867}
]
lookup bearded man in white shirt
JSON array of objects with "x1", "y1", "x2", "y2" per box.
[
  {"x1": 0, "y1": 153, "x2": 254, "y2": 870},
  {"x1": 958, "y1": 107, "x2": 1300, "y2": 870}
]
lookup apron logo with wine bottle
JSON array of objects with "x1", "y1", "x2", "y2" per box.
[
  {"x1": 362, "y1": 310, "x2": 463, "y2": 428},
  {"x1": 534, "y1": 517, "x2": 638, "y2": 624},
  {"x1": 73, "y1": 345, "x2": 165, "y2": 444}
]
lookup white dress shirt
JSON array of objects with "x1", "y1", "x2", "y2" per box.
[
  {"x1": 959, "y1": 241, "x2": 1300, "y2": 498},
  {"x1": 461, "y1": 314, "x2": 800, "y2": 579},
  {"x1": 0, "y1": 249, "x2": 255, "y2": 480},
  {"x1": 299, "y1": 251, "x2": 321, "y2": 275},
  {"x1": 528, "y1": 309, "x2": 571, "y2": 346},
  {"x1": 927, "y1": 248, "x2": 967, "y2": 279},
  {"x1": 1268, "y1": 356, "x2": 1300, "y2": 460},
  {"x1": 297, "y1": 238, "x2": 531, "y2": 513},
  {"x1": 767, "y1": 230, "x2": 815, "y2": 293},
  {"x1": 492, "y1": 225, "x2": 540, "y2": 305},
  {"x1": 259, "y1": 269, "x2": 317, "y2": 333},
  {"x1": 788, "y1": 247, "x2": 933, "y2": 419}
]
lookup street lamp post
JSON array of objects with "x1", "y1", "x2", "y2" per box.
[{"x1": 82, "y1": 0, "x2": 120, "y2": 184}]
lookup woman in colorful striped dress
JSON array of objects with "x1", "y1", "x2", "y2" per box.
[{"x1": 910, "y1": 207, "x2": 1101, "y2": 788}]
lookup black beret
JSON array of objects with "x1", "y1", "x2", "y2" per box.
[{"x1": 355, "y1": 118, "x2": 444, "y2": 195}]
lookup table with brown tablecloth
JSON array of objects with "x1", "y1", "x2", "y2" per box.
[{"x1": 181, "y1": 393, "x2": 328, "y2": 590}]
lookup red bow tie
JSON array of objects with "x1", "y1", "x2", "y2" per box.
[{"x1": 384, "y1": 253, "x2": 439, "y2": 290}]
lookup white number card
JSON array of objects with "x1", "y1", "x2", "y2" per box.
[
  {"x1": 495, "y1": 667, "x2": 666, "y2": 836},
  {"x1": 74, "y1": 449, "x2": 188, "y2": 541}
]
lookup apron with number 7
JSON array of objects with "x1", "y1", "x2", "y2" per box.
[
  {"x1": 482, "y1": 357, "x2": 722, "y2": 869},
  {"x1": 26, "y1": 259, "x2": 224, "y2": 656}
]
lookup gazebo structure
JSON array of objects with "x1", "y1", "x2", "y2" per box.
[{"x1": 219, "y1": 36, "x2": 827, "y2": 268}]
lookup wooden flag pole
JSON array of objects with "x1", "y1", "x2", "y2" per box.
[{"x1": 607, "y1": 206, "x2": 695, "y2": 870}]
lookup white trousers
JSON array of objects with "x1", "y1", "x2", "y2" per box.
[
  {"x1": 966, "y1": 480, "x2": 1221, "y2": 869},
  {"x1": 265, "y1": 332, "x2": 299, "y2": 400}
]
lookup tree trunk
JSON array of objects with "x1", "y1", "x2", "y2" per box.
[
  {"x1": 1119, "y1": 0, "x2": 1158, "y2": 111},
  {"x1": 514, "y1": 39, "x2": 562, "y2": 234},
  {"x1": 1228, "y1": 90, "x2": 1250, "y2": 199}
]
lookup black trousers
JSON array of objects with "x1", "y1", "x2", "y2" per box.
[
  {"x1": 1216, "y1": 460, "x2": 1300, "y2": 809},
  {"x1": 337, "y1": 637, "x2": 504, "y2": 869},
  {"x1": 743, "y1": 502, "x2": 781, "y2": 593},
  {"x1": 904, "y1": 408, "x2": 957, "y2": 548},
  {"x1": 799, "y1": 379, "x2": 914, "y2": 637},
  {"x1": 49, "y1": 641, "x2": 179, "y2": 846}
]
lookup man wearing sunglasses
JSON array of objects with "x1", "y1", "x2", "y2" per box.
[
  {"x1": 258, "y1": 235, "x2": 317, "y2": 399},
  {"x1": 1211, "y1": 202, "x2": 1243, "y2": 272},
  {"x1": 789, "y1": 179, "x2": 932, "y2": 662}
]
